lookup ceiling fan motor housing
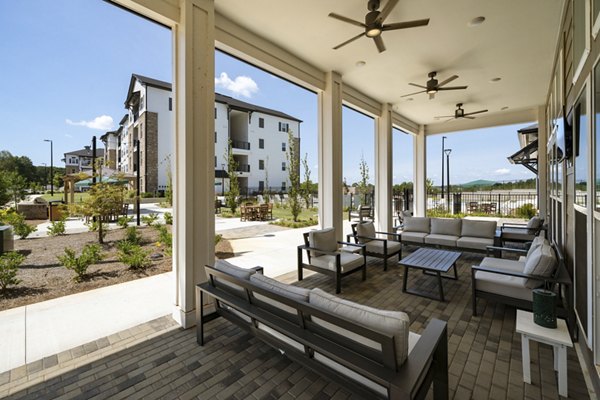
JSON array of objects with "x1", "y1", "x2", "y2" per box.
[{"x1": 455, "y1": 104, "x2": 465, "y2": 118}]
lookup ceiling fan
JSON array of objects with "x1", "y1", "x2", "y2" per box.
[
  {"x1": 402, "y1": 71, "x2": 467, "y2": 100},
  {"x1": 434, "y1": 103, "x2": 488, "y2": 121},
  {"x1": 328, "y1": 0, "x2": 429, "y2": 53}
]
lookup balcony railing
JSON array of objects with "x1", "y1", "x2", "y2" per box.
[
  {"x1": 231, "y1": 140, "x2": 250, "y2": 150},
  {"x1": 236, "y1": 164, "x2": 250, "y2": 172}
]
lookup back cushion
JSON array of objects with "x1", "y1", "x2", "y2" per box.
[
  {"x1": 430, "y1": 218, "x2": 462, "y2": 236},
  {"x1": 212, "y1": 260, "x2": 256, "y2": 295},
  {"x1": 309, "y1": 288, "x2": 410, "y2": 367},
  {"x1": 403, "y1": 217, "x2": 430, "y2": 233},
  {"x1": 526, "y1": 235, "x2": 549, "y2": 258},
  {"x1": 526, "y1": 216, "x2": 542, "y2": 231},
  {"x1": 251, "y1": 274, "x2": 309, "y2": 315},
  {"x1": 523, "y1": 244, "x2": 557, "y2": 288},
  {"x1": 461, "y1": 220, "x2": 497, "y2": 238},
  {"x1": 356, "y1": 222, "x2": 375, "y2": 244},
  {"x1": 309, "y1": 228, "x2": 338, "y2": 256}
]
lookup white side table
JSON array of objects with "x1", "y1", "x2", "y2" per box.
[{"x1": 516, "y1": 310, "x2": 573, "y2": 397}]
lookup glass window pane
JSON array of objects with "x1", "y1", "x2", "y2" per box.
[
  {"x1": 575, "y1": 87, "x2": 587, "y2": 207},
  {"x1": 595, "y1": 62, "x2": 600, "y2": 211}
]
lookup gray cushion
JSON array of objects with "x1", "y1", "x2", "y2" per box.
[
  {"x1": 311, "y1": 252, "x2": 364, "y2": 273},
  {"x1": 480, "y1": 256, "x2": 526, "y2": 272},
  {"x1": 403, "y1": 217, "x2": 430, "y2": 233},
  {"x1": 401, "y1": 231, "x2": 428, "y2": 244},
  {"x1": 213, "y1": 260, "x2": 256, "y2": 295},
  {"x1": 475, "y1": 257, "x2": 533, "y2": 301},
  {"x1": 309, "y1": 228, "x2": 337, "y2": 257},
  {"x1": 356, "y1": 222, "x2": 375, "y2": 244},
  {"x1": 424, "y1": 234, "x2": 459, "y2": 247},
  {"x1": 523, "y1": 244, "x2": 556, "y2": 288},
  {"x1": 309, "y1": 288, "x2": 410, "y2": 367},
  {"x1": 501, "y1": 228, "x2": 535, "y2": 241},
  {"x1": 461, "y1": 220, "x2": 496, "y2": 238},
  {"x1": 365, "y1": 240, "x2": 402, "y2": 255},
  {"x1": 456, "y1": 236, "x2": 494, "y2": 250},
  {"x1": 526, "y1": 216, "x2": 542, "y2": 230},
  {"x1": 526, "y1": 235, "x2": 549, "y2": 258},
  {"x1": 250, "y1": 274, "x2": 309, "y2": 315},
  {"x1": 430, "y1": 218, "x2": 462, "y2": 236}
]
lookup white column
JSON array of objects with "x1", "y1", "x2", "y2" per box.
[
  {"x1": 172, "y1": 0, "x2": 215, "y2": 328},
  {"x1": 537, "y1": 105, "x2": 548, "y2": 219},
  {"x1": 413, "y1": 125, "x2": 427, "y2": 217},
  {"x1": 375, "y1": 103, "x2": 393, "y2": 232},
  {"x1": 318, "y1": 72, "x2": 343, "y2": 239}
]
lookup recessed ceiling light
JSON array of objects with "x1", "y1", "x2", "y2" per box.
[
  {"x1": 490, "y1": 77, "x2": 502, "y2": 82},
  {"x1": 501, "y1": 106, "x2": 509, "y2": 110},
  {"x1": 355, "y1": 60, "x2": 366, "y2": 67},
  {"x1": 468, "y1": 16, "x2": 485, "y2": 27}
]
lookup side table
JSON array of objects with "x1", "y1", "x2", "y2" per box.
[{"x1": 515, "y1": 310, "x2": 572, "y2": 397}]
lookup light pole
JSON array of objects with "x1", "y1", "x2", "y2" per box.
[
  {"x1": 44, "y1": 139, "x2": 53, "y2": 195},
  {"x1": 42, "y1": 163, "x2": 47, "y2": 192},
  {"x1": 221, "y1": 163, "x2": 225, "y2": 196},
  {"x1": 441, "y1": 136, "x2": 447, "y2": 199},
  {"x1": 135, "y1": 139, "x2": 141, "y2": 226},
  {"x1": 445, "y1": 148, "x2": 452, "y2": 212}
]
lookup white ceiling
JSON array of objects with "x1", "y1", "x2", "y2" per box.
[{"x1": 215, "y1": 0, "x2": 564, "y2": 128}]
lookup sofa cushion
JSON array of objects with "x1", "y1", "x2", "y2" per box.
[
  {"x1": 430, "y1": 218, "x2": 462, "y2": 236},
  {"x1": 526, "y1": 235, "x2": 549, "y2": 258},
  {"x1": 365, "y1": 240, "x2": 402, "y2": 255},
  {"x1": 356, "y1": 222, "x2": 375, "y2": 244},
  {"x1": 523, "y1": 244, "x2": 557, "y2": 288},
  {"x1": 309, "y1": 288, "x2": 410, "y2": 367},
  {"x1": 480, "y1": 256, "x2": 526, "y2": 272},
  {"x1": 250, "y1": 274, "x2": 309, "y2": 315},
  {"x1": 311, "y1": 252, "x2": 364, "y2": 273},
  {"x1": 401, "y1": 232, "x2": 428, "y2": 244},
  {"x1": 456, "y1": 236, "x2": 494, "y2": 251},
  {"x1": 403, "y1": 217, "x2": 430, "y2": 233},
  {"x1": 424, "y1": 234, "x2": 459, "y2": 247},
  {"x1": 309, "y1": 228, "x2": 337, "y2": 257},
  {"x1": 213, "y1": 260, "x2": 257, "y2": 296},
  {"x1": 461, "y1": 219, "x2": 497, "y2": 239},
  {"x1": 475, "y1": 257, "x2": 533, "y2": 300}
]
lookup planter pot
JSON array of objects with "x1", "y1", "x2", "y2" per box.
[
  {"x1": 0, "y1": 225, "x2": 14, "y2": 254},
  {"x1": 532, "y1": 288, "x2": 557, "y2": 328}
]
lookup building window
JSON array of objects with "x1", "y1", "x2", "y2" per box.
[
  {"x1": 258, "y1": 181, "x2": 264, "y2": 191},
  {"x1": 281, "y1": 142, "x2": 286, "y2": 151},
  {"x1": 278, "y1": 122, "x2": 289, "y2": 132},
  {"x1": 281, "y1": 162, "x2": 286, "y2": 171},
  {"x1": 595, "y1": 62, "x2": 600, "y2": 212},
  {"x1": 281, "y1": 182, "x2": 286, "y2": 191},
  {"x1": 214, "y1": 108, "x2": 217, "y2": 119},
  {"x1": 259, "y1": 138, "x2": 264, "y2": 149},
  {"x1": 215, "y1": 132, "x2": 217, "y2": 143},
  {"x1": 259, "y1": 160, "x2": 265, "y2": 170},
  {"x1": 574, "y1": 87, "x2": 588, "y2": 208},
  {"x1": 169, "y1": 97, "x2": 172, "y2": 111},
  {"x1": 215, "y1": 156, "x2": 217, "y2": 168},
  {"x1": 259, "y1": 117, "x2": 264, "y2": 128}
]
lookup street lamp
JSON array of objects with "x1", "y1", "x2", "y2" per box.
[
  {"x1": 221, "y1": 163, "x2": 225, "y2": 196},
  {"x1": 44, "y1": 139, "x2": 53, "y2": 195},
  {"x1": 445, "y1": 148, "x2": 452, "y2": 212},
  {"x1": 135, "y1": 139, "x2": 141, "y2": 226},
  {"x1": 42, "y1": 163, "x2": 47, "y2": 192},
  {"x1": 441, "y1": 136, "x2": 447, "y2": 199}
]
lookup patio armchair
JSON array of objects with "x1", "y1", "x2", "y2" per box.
[
  {"x1": 467, "y1": 202, "x2": 479, "y2": 213},
  {"x1": 500, "y1": 216, "x2": 544, "y2": 245},
  {"x1": 259, "y1": 203, "x2": 269, "y2": 221},
  {"x1": 348, "y1": 221, "x2": 402, "y2": 271},
  {"x1": 298, "y1": 228, "x2": 367, "y2": 293},
  {"x1": 393, "y1": 210, "x2": 413, "y2": 230}
]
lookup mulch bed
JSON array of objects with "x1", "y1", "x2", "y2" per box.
[{"x1": 1, "y1": 226, "x2": 234, "y2": 311}]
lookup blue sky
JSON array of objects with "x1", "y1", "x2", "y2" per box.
[{"x1": 0, "y1": 0, "x2": 534, "y2": 186}]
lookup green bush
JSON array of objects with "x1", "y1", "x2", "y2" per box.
[
  {"x1": 118, "y1": 244, "x2": 151, "y2": 270},
  {"x1": 141, "y1": 192, "x2": 154, "y2": 198},
  {"x1": 117, "y1": 216, "x2": 133, "y2": 228},
  {"x1": 163, "y1": 212, "x2": 173, "y2": 225},
  {"x1": 270, "y1": 218, "x2": 318, "y2": 228},
  {"x1": 215, "y1": 234, "x2": 222, "y2": 245},
  {"x1": 516, "y1": 203, "x2": 537, "y2": 219},
  {"x1": 0, "y1": 251, "x2": 24, "y2": 292},
  {"x1": 116, "y1": 239, "x2": 136, "y2": 254},
  {"x1": 47, "y1": 220, "x2": 66, "y2": 236},
  {"x1": 86, "y1": 220, "x2": 107, "y2": 241},
  {"x1": 57, "y1": 244, "x2": 103, "y2": 282},
  {"x1": 141, "y1": 213, "x2": 159, "y2": 226},
  {"x1": 124, "y1": 226, "x2": 142, "y2": 245},
  {"x1": 0, "y1": 211, "x2": 37, "y2": 239},
  {"x1": 154, "y1": 225, "x2": 172, "y2": 256}
]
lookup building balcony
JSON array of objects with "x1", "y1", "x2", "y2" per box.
[
  {"x1": 231, "y1": 140, "x2": 250, "y2": 150},
  {"x1": 235, "y1": 163, "x2": 250, "y2": 173}
]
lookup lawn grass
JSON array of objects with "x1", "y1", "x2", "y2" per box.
[{"x1": 41, "y1": 193, "x2": 90, "y2": 203}]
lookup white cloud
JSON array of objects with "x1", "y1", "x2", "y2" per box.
[
  {"x1": 494, "y1": 168, "x2": 511, "y2": 175},
  {"x1": 64, "y1": 133, "x2": 73, "y2": 138},
  {"x1": 215, "y1": 72, "x2": 259, "y2": 98},
  {"x1": 66, "y1": 115, "x2": 114, "y2": 130}
]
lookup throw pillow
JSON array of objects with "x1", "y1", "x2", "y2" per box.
[
  {"x1": 526, "y1": 216, "x2": 541, "y2": 233},
  {"x1": 526, "y1": 235, "x2": 549, "y2": 258},
  {"x1": 356, "y1": 222, "x2": 375, "y2": 244},
  {"x1": 523, "y1": 244, "x2": 557, "y2": 288}
]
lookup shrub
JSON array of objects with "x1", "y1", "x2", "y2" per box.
[
  {"x1": 118, "y1": 244, "x2": 151, "y2": 270},
  {"x1": 124, "y1": 226, "x2": 142, "y2": 245},
  {"x1": 57, "y1": 244, "x2": 103, "y2": 282},
  {"x1": 117, "y1": 216, "x2": 133, "y2": 228},
  {"x1": 163, "y1": 212, "x2": 173, "y2": 225},
  {"x1": 86, "y1": 220, "x2": 107, "y2": 241},
  {"x1": 215, "y1": 234, "x2": 223, "y2": 245},
  {"x1": 0, "y1": 251, "x2": 24, "y2": 292},
  {"x1": 270, "y1": 218, "x2": 318, "y2": 229},
  {"x1": 154, "y1": 225, "x2": 172, "y2": 256},
  {"x1": 141, "y1": 192, "x2": 154, "y2": 198},
  {"x1": 516, "y1": 203, "x2": 537, "y2": 219},
  {"x1": 141, "y1": 213, "x2": 159, "y2": 226},
  {"x1": 0, "y1": 211, "x2": 37, "y2": 239},
  {"x1": 47, "y1": 220, "x2": 66, "y2": 236}
]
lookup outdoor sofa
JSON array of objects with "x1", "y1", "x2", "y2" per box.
[
  {"x1": 197, "y1": 260, "x2": 449, "y2": 400},
  {"x1": 399, "y1": 217, "x2": 497, "y2": 253}
]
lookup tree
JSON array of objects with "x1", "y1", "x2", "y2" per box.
[
  {"x1": 0, "y1": 175, "x2": 10, "y2": 207},
  {"x1": 6, "y1": 172, "x2": 27, "y2": 208},
  {"x1": 225, "y1": 139, "x2": 240, "y2": 213},
  {"x1": 286, "y1": 130, "x2": 302, "y2": 221},
  {"x1": 75, "y1": 182, "x2": 125, "y2": 244},
  {"x1": 263, "y1": 156, "x2": 271, "y2": 203},
  {"x1": 357, "y1": 156, "x2": 370, "y2": 205},
  {"x1": 164, "y1": 156, "x2": 173, "y2": 206},
  {"x1": 301, "y1": 153, "x2": 312, "y2": 208}
]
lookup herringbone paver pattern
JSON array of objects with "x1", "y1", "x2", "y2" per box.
[{"x1": 0, "y1": 250, "x2": 591, "y2": 399}]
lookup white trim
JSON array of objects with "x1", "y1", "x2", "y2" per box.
[{"x1": 573, "y1": 0, "x2": 592, "y2": 84}]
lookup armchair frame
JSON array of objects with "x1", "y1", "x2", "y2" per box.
[{"x1": 347, "y1": 222, "x2": 403, "y2": 271}]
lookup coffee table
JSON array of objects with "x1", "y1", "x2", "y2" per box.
[{"x1": 400, "y1": 248, "x2": 461, "y2": 301}]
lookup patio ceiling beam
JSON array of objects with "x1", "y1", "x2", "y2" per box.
[
  {"x1": 424, "y1": 107, "x2": 538, "y2": 136},
  {"x1": 110, "y1": 0, "x2": 179, "y2": 26}
]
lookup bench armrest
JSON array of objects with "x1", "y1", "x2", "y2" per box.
[{"x1": 472, "y1": 264, "x2": 565, "y2": 283}]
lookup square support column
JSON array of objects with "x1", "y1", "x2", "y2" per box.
[
  {"x1": 318, "y1": 72, "x2": 343, "y2": 239},
  {"x1": 375, "y1": 103, "x2": 393, "y2": 232},
  {"x1": 537, "y1": 105, "x2": 548, "y2": 219},
  {"x1": 413, "y1": 125, "x2": 427, "y2": 217},
  {"x1": 172, "y1": 0, "x2": 215, "y2": 328}
]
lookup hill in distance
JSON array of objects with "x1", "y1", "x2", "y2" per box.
[{"x1": 459, "y1": 179, "x2": 496, "y2": 187}]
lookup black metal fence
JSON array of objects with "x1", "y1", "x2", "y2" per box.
[{"x1": 427, "y1": 191, "x2": 538, "y2": 216}]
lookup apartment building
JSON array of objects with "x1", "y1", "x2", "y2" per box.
[
  {"x1": 63, "y1": 146, "x2": 104, "y2": 175},
  {"x1": 105, "y1": 74, "x2": 301, "y2": 194}
]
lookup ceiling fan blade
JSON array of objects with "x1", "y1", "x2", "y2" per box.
[
  {"x1": 377, "y1": 0, "x2": 399, "y2": 23},
  {"x1": 464, "y1": 109, "x2": 488, "y2": 116},
  {"x1": 434, "y1": 115, "x2": 454, "y2": 119},
  {"x1": 429, "y1": 92, "x2": 435, "y2": 100},
  {"x1": 328, "y1": 13, "x2": 366, "y2": 28},
  {"x1": 437, "y1": 85, "x2": 468, "y2": 91},
  {"x1": 333, "y1": 32, "x2": 366, "y2": 50},
  {"x1": 374, "y1": 36, "x2": 386, "y2": 53},
  {"x1": 408, "y1": 83, "x2": 428, "y2": 89},
  {"x1": 436, "y1": 75, "x2": 459, "y2": 87},
  {"x1": 401, "y1": 90, "x2": 426, "y2": 97},
  {"x1": 382, "y1": 19, "x2": 430, "y2": 31}
]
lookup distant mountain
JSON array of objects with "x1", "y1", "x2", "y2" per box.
[{"x1": 460, "y1": 179, "x2": 496, "y2": 187}]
